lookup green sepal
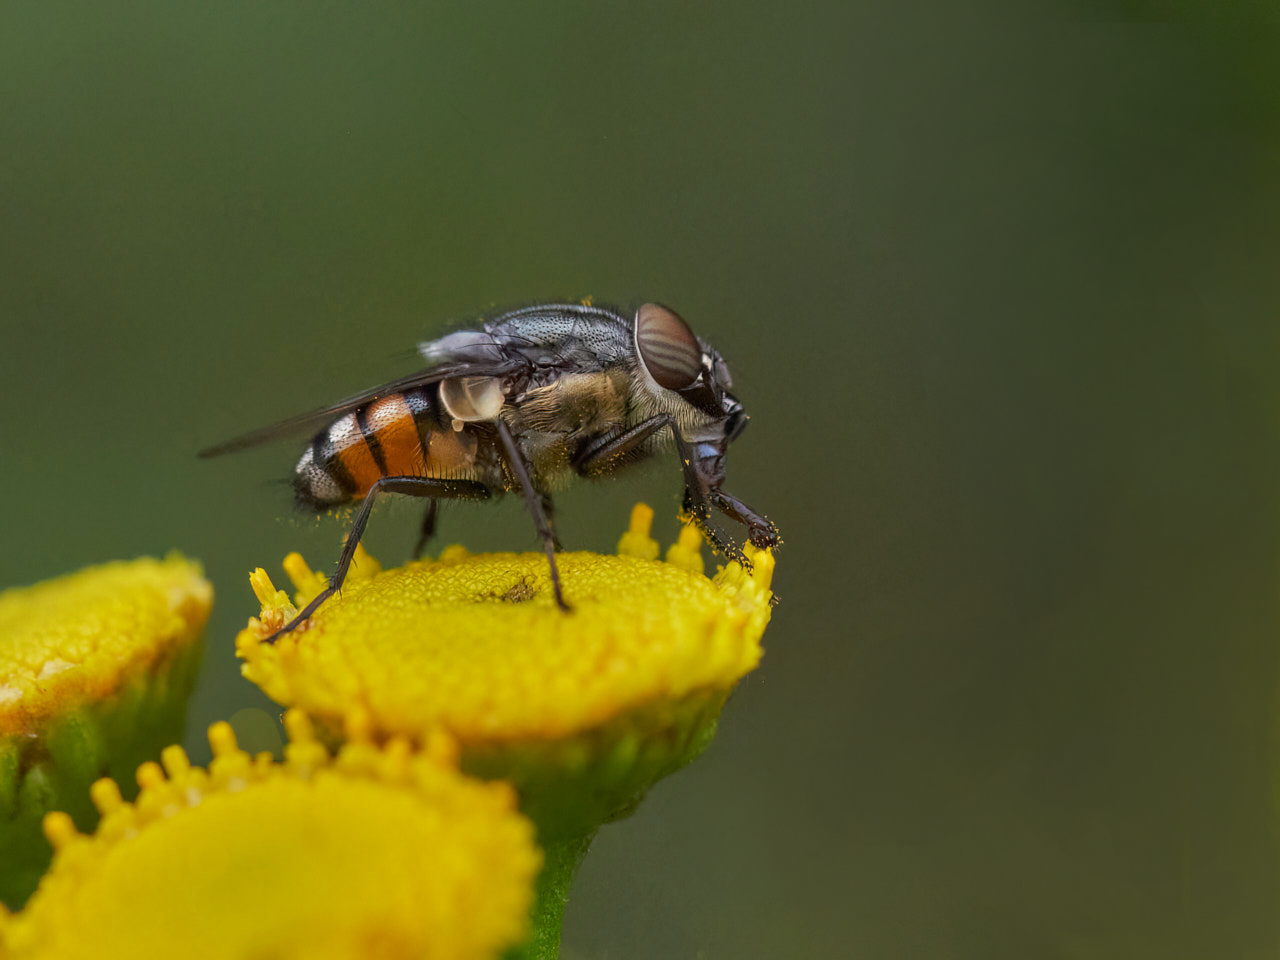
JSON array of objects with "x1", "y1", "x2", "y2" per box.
[{"x1": 461, "y1": 688, "x2": 727, "y2": 839}]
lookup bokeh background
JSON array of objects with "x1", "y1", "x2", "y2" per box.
[{"x1": 2, "y1": 2, "x2": 1278, "y2": 956}]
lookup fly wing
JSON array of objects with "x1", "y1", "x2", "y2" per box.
[{"x1": 197, "y1": 356, "x2": 527, "y2": 458}]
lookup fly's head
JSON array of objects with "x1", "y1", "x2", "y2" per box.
[
  {"x1": 632, "y1": 302, "x2": 755, "y2": 489},
  {"x1": 631, "y1": 302, "x2": 778, "y2": 559}
]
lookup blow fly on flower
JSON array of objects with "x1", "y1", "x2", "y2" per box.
[{"x1": 200, "y1": 301, "x2": 778, "y2": 640}]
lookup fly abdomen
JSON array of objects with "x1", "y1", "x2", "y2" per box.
[
  {"x1": 362, "y1": 394, "x2": 427, "y2": 478},
  {"x1": 293, "y1": 394, "x2": 425, "y2": 508},
  {"x1": 293, "y1": 387, "x2": 485, "y2": 510},
  {"x1": 293, "y1": 437, "x2": 352, "y2": 509}
]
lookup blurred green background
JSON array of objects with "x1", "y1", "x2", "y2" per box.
[{"x1": 1, "y1": 1, "x2": 1277, "y2": 956}]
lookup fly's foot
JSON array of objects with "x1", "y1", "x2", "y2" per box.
[
  {"x1": 748, "y1": 520, "x2": 781, "y2": 551},
  {"x1": 264, "y1": 614, "x2": 309, "y2": 645},
  {"x1": 707, "y1": 529, "x2": 751, "y2": 569},
  {"x1": 262, "y1": 582, "x2": 337, "y2": 645}
]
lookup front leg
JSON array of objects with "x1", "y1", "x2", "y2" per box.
[
  {"x1": 575, "y1": 413, "x2": 715, "y2": 519},
  {"x1": 574, "y1": 415, "x2": 749, "y2": 565},
  {"x1": 710, "y1": 490, "x2": 780, "y2": 550},
  {"x1": 679, "y1": 489, "x2": 749, "y2": 566}
]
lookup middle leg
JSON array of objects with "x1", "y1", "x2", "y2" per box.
[{"x1": 494, "y1": 419, "x2": 570, "y2": 611}]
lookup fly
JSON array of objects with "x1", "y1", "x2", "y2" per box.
[{"x1": 200, "y1": 301, "x2": 779, "y2": 641}]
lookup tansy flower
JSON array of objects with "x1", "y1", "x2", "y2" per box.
[
  {"x1": 0, "y1": 555, "x2": 210, "y2": 908},
  {"x1": 0, "y1": 711, "x2": 540, "y2": 960},
  {"x1": 235, "y1": 504, "x2": 775, "y2": 958}
]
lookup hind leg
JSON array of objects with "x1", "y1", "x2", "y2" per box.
[{"x1": 266, "y1": 476, "x2": 489, "y2": 643}]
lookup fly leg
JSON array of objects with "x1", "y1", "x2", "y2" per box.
[
  {"x1": 541, "y1": 493, "x2": 564, "y2": 552},
  {"x1": 412, "y1": 501, "x2": 439, "y2": 559},
  {"x1": 266, "y1": 476, "x2": 490, "y2": 644},
  {"x1": 573, "y1": 414, "x2": 746, "y2": 565},
  {"x1": 573, "y1": 415, "x2": 675, "y2": 479},
  {"x1": 494, "y1": 419, "x2": 570, "y2": 611},
  {"x1": 709, "y1": 490, "x2": 780, "y2": 550}
]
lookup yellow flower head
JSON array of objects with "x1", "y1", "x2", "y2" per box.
[
  {"x1": 0, "y1": 555, "x2": 210, "y2": 908},
  {"x1": 1, "y1": 713, "x2": 540, "y2": 960},
  {"x1": 234, "y1": 505, "x2": 776, "y2": 957},
  {"x1": 238, "y1": 505, "x2": 773, "y2": 748},
  {"x1": 0, "y1": 555, "x2": 210, "y2": 738}
]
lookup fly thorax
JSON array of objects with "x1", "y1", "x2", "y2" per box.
[{"x1": 518, "y1": 371, "x2": 627, "y2": 436}]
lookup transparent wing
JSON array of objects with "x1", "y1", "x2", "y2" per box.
[{"x1": 197, "y1": 357, "x2": 525, "y2": 458}]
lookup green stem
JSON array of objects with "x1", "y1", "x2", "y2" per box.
[{"x1": 505, "y1": 828, "x2": 597, "y2": 960}]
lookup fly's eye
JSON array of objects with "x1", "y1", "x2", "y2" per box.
[
  {"x1": 440, "y1": 376, "x2": 505, "y2": 422},
  {"x1": 635, "y1": 302, "x2": 702, "y2": 391}
]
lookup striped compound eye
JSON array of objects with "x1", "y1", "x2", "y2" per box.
[{"x1": 635, "y1": 303, "x2": 702, "y2": 391}]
